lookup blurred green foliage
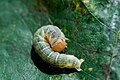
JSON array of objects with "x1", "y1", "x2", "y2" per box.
[{"x1": 0, "y1": 0, "x2": 120, "y2": 80}]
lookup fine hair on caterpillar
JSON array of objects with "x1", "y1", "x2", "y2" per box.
[{"x1": 33, "y1": 25, "x2": 84, "y2": 71}]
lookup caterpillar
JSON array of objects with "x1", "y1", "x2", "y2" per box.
[{"x1": 32, "y1": 25, "x2": 84, "y2": 71}]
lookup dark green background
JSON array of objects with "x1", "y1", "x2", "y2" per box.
[{"x1": 0, "y1": 0, "x2": 120, "y2": 80}]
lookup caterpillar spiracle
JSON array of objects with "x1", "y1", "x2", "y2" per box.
[{"x1": 32, "y1": 25, "x2": 84, "y2": 71}]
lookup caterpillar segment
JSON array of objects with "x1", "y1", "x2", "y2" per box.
[{"x1": 33, "y1": 25, "x2": 84, "y2": 71}]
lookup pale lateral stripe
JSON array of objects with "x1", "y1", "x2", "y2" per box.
[
  {"x1": 38, "y1": 41, "x2": 46, "y2": 44},
  {"x1": 55, "y1": 54, "x2": 59, "y2": 62},
  {"x1": 41, "y1": 47, "x2": 50, "y2": 52},
  {"x1": 38, "y1": 35, "x2": 44, "y2": 40},
  {"x1": 47, "y1": 52, "x2": 53, "y2": 57}
]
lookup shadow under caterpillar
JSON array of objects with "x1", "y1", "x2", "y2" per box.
[{"x1": 32, "y1": 25, "x2": 84, "y2": 71}]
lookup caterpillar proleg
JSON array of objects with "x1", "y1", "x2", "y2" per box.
[{"x1": 33, "y1": 25, "x2": 84, "y2": 71}]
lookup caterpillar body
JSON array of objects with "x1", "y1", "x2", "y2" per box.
[{"x1": 33, "y1": 25, "x2": 84, "y2": 71}]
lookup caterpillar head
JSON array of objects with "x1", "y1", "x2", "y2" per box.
[
  {"x1": 52, "y1": 39, "x2": 67, "y2": 52},
  {"x1": 45, "y1": 28, "x2": 67, "y2": 52}
]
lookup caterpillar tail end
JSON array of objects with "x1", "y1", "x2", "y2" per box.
[
  {"x1": 76, "y1": 59, "x2": 84, "y2": 71},
  {"x1": 76, "y1": 68, "x2": 82, "y2": 71}
]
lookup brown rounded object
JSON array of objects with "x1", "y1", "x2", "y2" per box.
[{"x1": 52, "y1": 39, "x2": 66, "y2": 52}]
